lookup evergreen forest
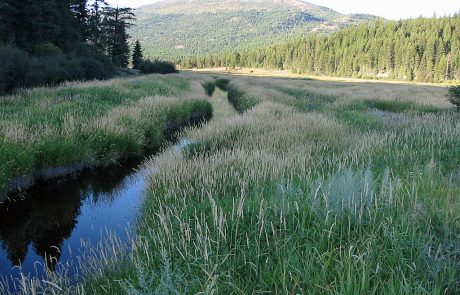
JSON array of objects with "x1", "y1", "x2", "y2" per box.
[
  {"x1": 0, "y1": 0, "x2": 134, "y2": 94},
  {"x1": 180, "y1": 16, "x2": 460, "y2": 83}
]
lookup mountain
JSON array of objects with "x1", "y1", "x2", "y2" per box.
[{"x1": 131, "y1": 0, "x2": 378, "y2": 58}]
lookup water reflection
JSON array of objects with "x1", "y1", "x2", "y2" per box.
[
  {"x1": 0, "y1": 157, "x2": 145, "y2": 277},
  {"x1": 0, "y1": 118, "x2": 205, "y2": 283}
]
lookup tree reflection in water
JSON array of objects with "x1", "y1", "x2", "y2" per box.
[{"x1": 0, "y1": 157, "x2": 142, "y2": 273}]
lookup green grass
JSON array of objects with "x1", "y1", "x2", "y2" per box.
[
  {"x1": 76, "y1": 75, "x2": 458, "y2": 295},
  {"x1": 226, "y1": 83, "x2": 259, "y2": 113},
  {"x1": 202, "y1": 80, "x2": 216, "y2": 97},
  {"x1": 335, "y1": 110, "x2": 386, "y2": 131},
  {"x1": 278, "y1": 87, "x2": 337, "y2": 112},
  {"x1": 342, "y1": 99, "x2": 444, "y2": 114},
  {"x1": 0, "y1": 74, "x2": 213, "y2": 193},
  {"x1": 214, "y1": 78, "x2": 231, "y2": 91},
  {"x1": 2, "y1": 73, "x2": 458, "y2": 294},
  {"x1": 202, "y1": 77, "x2": 231, "y2": 97}
]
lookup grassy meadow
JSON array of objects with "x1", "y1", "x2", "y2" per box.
[
  {"x1": 0, "y1": 74, "x2": 212, "y2": 195},
  {"x1": 1, "y1": 73, "x2": 459, "y2": 294}
]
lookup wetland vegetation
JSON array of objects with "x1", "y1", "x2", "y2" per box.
[
  {"x1": 84, "y1": 74, "x2": 460, "y2": 294},
  {"x1": 2, "y1": 72, "x2": 457, "y2": 294},
  {"x1": 0, "y1": 74, "x2": 212, "y2": 196},
  {"x1": 1, "y1": 1, "x2": 459, "y2": 294}
]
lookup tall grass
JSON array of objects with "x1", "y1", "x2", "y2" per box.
[
  {"x1": 78, "y1": 74, "x2": 459, "y2": 294},
  {"x1": 201, "y1": 80, "x2": 216, "y2": 97},
  {"x1": 2, "y1": 73, "x2": 458, "y2": 294},
  {"x1": 0, "y1": 74, "x2": 213, "y2": 195}
]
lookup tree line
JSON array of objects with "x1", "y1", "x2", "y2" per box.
[
  {"x1": 0, "y1": 0, "x2": 135, "y2": 94},
  {"x1": 178, "y1": 16, "x2": 460, "y2": 83}
]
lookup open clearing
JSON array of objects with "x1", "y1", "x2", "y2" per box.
[
  {"x1": 1, "y1": 72, "x2": 459, "y2": 294},
  {"x1": 191, "y1": 68, "x2": 453, "y2": 87}
]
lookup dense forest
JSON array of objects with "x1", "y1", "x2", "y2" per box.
[
  {"x1": 132, "y1": 0, "x2": 376, "y2": 58},
  {"x1": 180, "y1": 16, "x2": 460, "y2": 83},
  {"x1": 0, "y1": 0, "x2": 135, "y2": 94}
]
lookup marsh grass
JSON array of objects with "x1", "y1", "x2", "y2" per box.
[
  {"x1": 226, "y1": 83, "x2": 259, "y2": 113},
  {"x1": 77, "y1": 74, "x2": 459, "y2": 294},
  {"x1": 2, "y1": 73, "x2": 459, "y2": 294},
  {"x1": 0, "y1": 74, "x2": 213, "y2": 195},
  {"x1": 277, "y1": 87, "x2": 337, "y2": 112},
  {"x1": 214, "y1": 78, "x2": 231, "y2": 91},
  {"x1": 201, "y1": 80, "x2": 216, "y2": 97}
]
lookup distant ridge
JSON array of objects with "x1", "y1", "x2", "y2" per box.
[{"x1": 131, "y1": 0, "x2": 378, "y2": 58}]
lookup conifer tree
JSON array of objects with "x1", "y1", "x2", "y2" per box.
[
  {"x1": 88, "y1": 0, "x2": 107, "y2": 53},
  {"x1": 182, "y1": 16, "x2": 460, "y2": 83},
  {"x1": 102, "y1": 6, "x2": 135, "y2": 68},
  {"x1": 447, "y1": 85, "x2": 460, "y2": 111},
  {"x1": 132, "y1": 40, "x2": 143, "y2": 69},
  {"x1": 0, "y1": 0, "x2": 137, "y2": 93},
  {"x1": 71, "y1": 0, "x2": 89, "y2": 41}
]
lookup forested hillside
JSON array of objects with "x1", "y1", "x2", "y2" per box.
[
  {"x1": 132, "y1": 0, "x2": 376, "y2": 58},
  {"x1": 181, "y1": 16, "x2": 460, "y2": 83},
  {"x1": 0, "y1": 0, "x2": 134, "y2": 94}
]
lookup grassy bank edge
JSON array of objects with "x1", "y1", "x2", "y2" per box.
[
  {"x1": 202, "y1": 76, "x2": 258, "y2": 113},
  {"x1": 1, "y1": 99, "x2": 213, "y2": 198}
]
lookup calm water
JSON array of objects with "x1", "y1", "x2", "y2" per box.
[
  {"x1": 0, "y1": 95, "x2": 217, "y2": 287},
  {"x1": 0, "y1": 156, "x2": 149, "y2": 282}
]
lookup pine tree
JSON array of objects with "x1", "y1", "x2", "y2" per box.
[
  {"x1": 0, "y1": 0, "x2": 139, "y2": 93},
  {"x1": 71, "y1": 0, "x2": 89, "y2": 41},
  {"x1": 132, "y1": 40, "x2": 143, "y2": 69},
  {"x1": 102, "y1": 6, "x2": 135, "y2": 68},
  {"x1": 87, "y1": 0, "x2": 107, "y2": 53},
  {"x1": 0, "y1": 0, "x2": 79, "y2": 51},
  {"x1": 180, "y1": 16, "x2": 460, "y2": 83},
  {"x1": 447, "y1": 85, "x2": 460, "y2": 111}
]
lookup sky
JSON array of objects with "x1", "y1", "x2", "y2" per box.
[{"x1": 106, "y1": 0, "x2": 459, "y2": 20}]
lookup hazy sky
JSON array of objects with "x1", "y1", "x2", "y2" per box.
[{"x1": 106, "y1": 0, "x2": 459, "y2": 20}]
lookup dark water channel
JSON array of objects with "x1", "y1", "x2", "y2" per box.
[
  {"x1": 0, "y1": 91, "x2": 224, "y2": 288},
  {"x1": 0, "y1": 155, "x2": 150, "y2": 283}
]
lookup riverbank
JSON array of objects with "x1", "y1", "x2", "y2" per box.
[{"x1": 0, "y1": 74, "x2": 213, "y2": 198}]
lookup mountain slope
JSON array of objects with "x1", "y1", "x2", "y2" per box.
[{"x1": 131, "y1": 0, "x2": 377, "y2": 58}]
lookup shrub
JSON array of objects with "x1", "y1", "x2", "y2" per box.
[
  {"x1": 0, "y1": 43, "x2": 116, "y2": 94},
  {"x1": 26, "y1": 54, "x2": 73, "y2": 86},
  {"x1": 0, "y1": 44, "x2": 30, "y2": 94},
  {"x1": 27, "y1": 53, "x2": 114, "y2": 87},
  {"x1": 77, "y1": 55, "x2": 114, "y2": 80},
  {"x1": 138, "y1": 59, "x2": 178, "y2": 75},
  {"x1": 447, "y1": 85, "x2": 460, "y2": 111},
  {"x1": 33, "y1": 43, "x2": 62, "y2": 56}
]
